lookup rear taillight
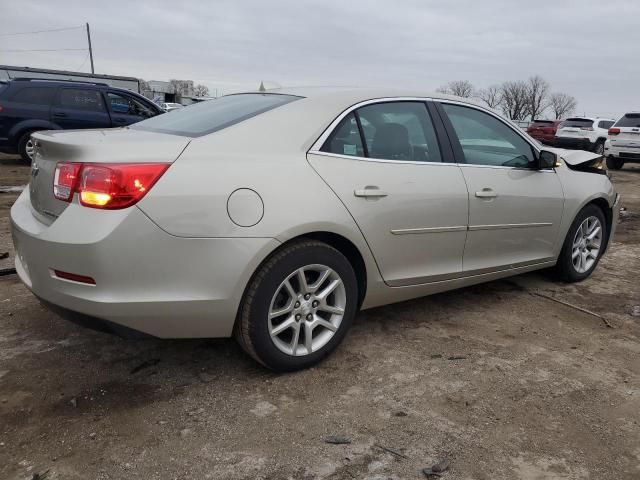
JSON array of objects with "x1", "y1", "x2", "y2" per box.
[
  {"x1": 53, "y1": 163, "x2": 82, "y2": 202},
  {"x1": 608, "y1": 127, "x2": 620, "y2": 135},
  {"x1": 53, "y1": 162, "x2": 169, "y2": 209}
]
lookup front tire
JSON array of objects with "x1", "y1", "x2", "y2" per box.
[
  {"x1": 606, "y1": 157, "x2": 624, "y2": 170},
  {"x1": 235, "y1": 239, "x2": 358, "y2": 371},
  {"x1": 555, "y1": 204, "x2": 607, "y2": 282}
]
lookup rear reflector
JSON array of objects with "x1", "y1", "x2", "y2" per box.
[
  {"x1": 53, "y1": 162, "x2": 169, "y2": 209},
  {"x1": 608, "y1": 127, "x2": 620, "y2": 135},
  {"x1": 53, "y1": 270, "x2": 96, "y2": 285}
]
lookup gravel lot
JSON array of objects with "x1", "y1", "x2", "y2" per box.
[{"x1": 0, "y1": 153, "x2": 638, "y2": 480}]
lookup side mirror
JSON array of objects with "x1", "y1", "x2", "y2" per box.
[{"x1": 538, "y1": 150, "x2": 557, "y2": 169}]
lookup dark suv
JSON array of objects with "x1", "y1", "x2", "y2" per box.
[{"x1": 0, "y1": 78, "x2": 163, "y2": 161}]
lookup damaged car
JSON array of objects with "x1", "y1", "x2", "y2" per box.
[{"x1": 11, "y1": 88, "x2": 620, "y2": 371}]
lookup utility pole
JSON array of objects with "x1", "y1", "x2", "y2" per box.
[{"x1": 86, "y1": 22, "x2": 95, "y2": 74}]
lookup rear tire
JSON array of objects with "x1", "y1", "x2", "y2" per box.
[
  {"x1": 606, "y1": 157, "x2": 624, "y2": 170},
  {"x1": 235, "y1": 239, "x2": 358, "y2": 371},
  {"x1": 17, "y1": 130, "x2": 39, "y2": 163},
  {"x1": 555, "y1": 204, "x2": 607, "y2": 283},
  {"x1": 593, "y1": 139, "x2": 605, "y2": 155}
]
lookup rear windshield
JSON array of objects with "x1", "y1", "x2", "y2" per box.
[
  {"x1": 560, "y1": 118, "x2": 593, "y2": 128},
  {"x1": 131, "y1": 93, "x2": 301, "y2": 137},
  {"x1": 614, "y1": 113, "x2": 640, "y2": 128}
]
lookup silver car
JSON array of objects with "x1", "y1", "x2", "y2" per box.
[{"x1": 11, "y1": 87, "x2": 620, "y2": 371}]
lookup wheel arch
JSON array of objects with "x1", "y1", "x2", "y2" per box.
[{"x1": 585, "y1": 197, "x2": 613, "y2": 254}]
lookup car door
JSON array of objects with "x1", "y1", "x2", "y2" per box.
[
  {"x1": 436, "y1": 102, "x2": 564, "y2": 273},
  {"x1": 106, "y1": 91, "x2": 157, "y2": 127},
  {"x1": 50, "y1": 87, "x2": 111, "y2": 129},
  {"x1": 307, "y1": 100, "x2": 469, "y2": 287}
]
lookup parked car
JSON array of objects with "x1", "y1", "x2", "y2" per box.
[
  {"x1": 554, "y1": 117, "x2": 614, "y2": 154},
  {"x1": 526, "y1": 119, "x2": 561, "y2": 145},
  {"x1": 0, "y1": 78, "x2": 163, "y2": 161},
  {"x1": 11, "y1": 88, "x2": 620, "y2": 371},
  {"x1": 161, "y1": 102, "x2": 184, "y2": 112},
  {"x1": 604, "y1": 112, "x2": 640, "y2": 170}
]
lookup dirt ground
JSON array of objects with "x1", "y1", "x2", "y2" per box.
[{"x1": 0, "y1": 153, "x2": 638, "y2": 480}]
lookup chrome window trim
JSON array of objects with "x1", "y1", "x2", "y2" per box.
[
  {"x1": 307, "y1": 96, "x2": 555, "y2": 172},
  {"x1": 308, "y1": 150, "x2": 458, "y2": 167},
  {"x1": 309, "y1": 96, "x2": 436, "y2": 154}
]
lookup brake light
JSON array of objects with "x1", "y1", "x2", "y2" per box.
[
  {"x1": 53, "y1": 163, "x2": 81, "y2": 202},
  {"x1": 608, "y1": 127, "x2": 620, "y2": 135},
  {"x1": 53, "y1": 162, "x2": 169, "y2": 209}
]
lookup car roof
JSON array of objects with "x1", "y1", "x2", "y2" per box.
[{"x1": 238, "y1": 85, "x2": 489, "y2": 109}]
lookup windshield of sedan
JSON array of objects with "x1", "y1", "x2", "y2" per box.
[{"x1": 131, "y1": 93, "x2": 301, "y2": 137}]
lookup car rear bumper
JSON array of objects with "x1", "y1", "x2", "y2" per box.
[
  {"x1": 10, "y1": 189, "x2": 280, "y2": 338},
  {"x1": 605, "y1": 144, "x2": 640, "y2": 162},
  {"x1": 554, "y1": 137, "x2": 594, "y2": 150}
]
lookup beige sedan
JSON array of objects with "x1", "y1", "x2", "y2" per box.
[{"x1": 11, "y1": 87, "x2": 620, "y2": 371}]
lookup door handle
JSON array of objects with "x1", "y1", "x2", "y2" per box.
[
  {"x1": 475, "y1": 188, "x2": 497, "y2": 199},
  {"x1": 53, "y1": 112, "x2": 67, "y2": 118},
  {"x1": 354, "y1": 186, "x2": 388, "y2": 198}
]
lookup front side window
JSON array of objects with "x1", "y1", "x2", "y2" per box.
[
  {"x1": 132, "y1": 93, "x2": 300, "y2": 137},
  {"x1": 10, "y1": 87, "x2": 55, "y2": 105},
  {"x1": 107, "y1": 92, "x2": 156, "y2": 117},
  {"x1": 58, "y1": 88, "x2": 105, "y2": 112},
  {"x1": 442, "y1": 103, "x2": 535, "y2": 168}
]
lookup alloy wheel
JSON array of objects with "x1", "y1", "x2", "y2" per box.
[
  {"x1": 571, "y1": 216, "x2": 602, "y2": 273},
  {"x1": 25, "y1": 139, "x2": 35, "y2": 160},
  {"x1": 268, "y1": 264, "x2": 346, "y2": 356}
]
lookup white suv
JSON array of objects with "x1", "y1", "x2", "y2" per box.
[
  {"x1": 604, "y1": 112, "x2": 640, "y2": 170},
  {"x1": 555, "y1": 117, "x2": 615, "y2": 154}
]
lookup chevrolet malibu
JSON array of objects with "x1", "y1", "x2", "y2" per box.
[{"x1": 11, "y1": 88, "x2": 620, "y2": 371}]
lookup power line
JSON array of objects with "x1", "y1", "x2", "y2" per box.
[
  {"x1": 75, "y1": 51, "x2": 90, "y2": 71},
  {"x1": 0, "y1": 48, "x2": 87, "y2": 53},
  {"x1": 0, "y1": 25, "x2": 84, "y2": 37}
]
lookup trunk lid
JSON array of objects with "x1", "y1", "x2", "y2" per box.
[
  {"x1": 557, "y1": 118, "x2": 593, "y2": 138},
  {"x1": 29, "y1": 128, "x2": 190, "y2": 224}
]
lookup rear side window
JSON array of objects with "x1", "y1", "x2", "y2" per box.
[
  {"x1": 614, "y1": 114, "x2": 640, "y2": 128},
  {"x1": 58, "y1": 88, "x2": 105, "y2": 112},
  {"x1": 321, "y1": 101, "x2": 442, "y2": 163},
  {"x1": 560, "y1": 118, "x2": 593, "y2": 128},
  {"x1": 10, "y1": 87, "x2": 55, "y2": 105},
  {"x1": 598, "y1": 120, "x2": 614, "y2": 129},
  {"x1": 132, "y1": 93, "x2": 301, "y2": 137}
]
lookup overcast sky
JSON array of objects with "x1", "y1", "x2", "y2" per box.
[{"x1": 1, "y1": 0, "x2": 639, "y2": 118}]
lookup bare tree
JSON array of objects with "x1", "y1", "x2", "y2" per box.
[
  {"x1": 549, "y1": 93, "x2": 577, "y2": 119},
  {"x1": 436, "y1": 80, "x2": 474, "y2": 98},
  {"x1": 194, "y1": 84, "x2": 209, "y2": 97},
  {"x1": 525, "y1": 75, "x2": 550, "y2": 120},
  {"x1": 477, "y1": 85, "x2": 502, "y2": 109},
  {"x1": 499, "y1": 80, "x2": 529, "y2": 121}
]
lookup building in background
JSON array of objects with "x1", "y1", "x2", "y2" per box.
[{"x1": 0, "y1": 65, "x2": 140, "y2": 92}]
